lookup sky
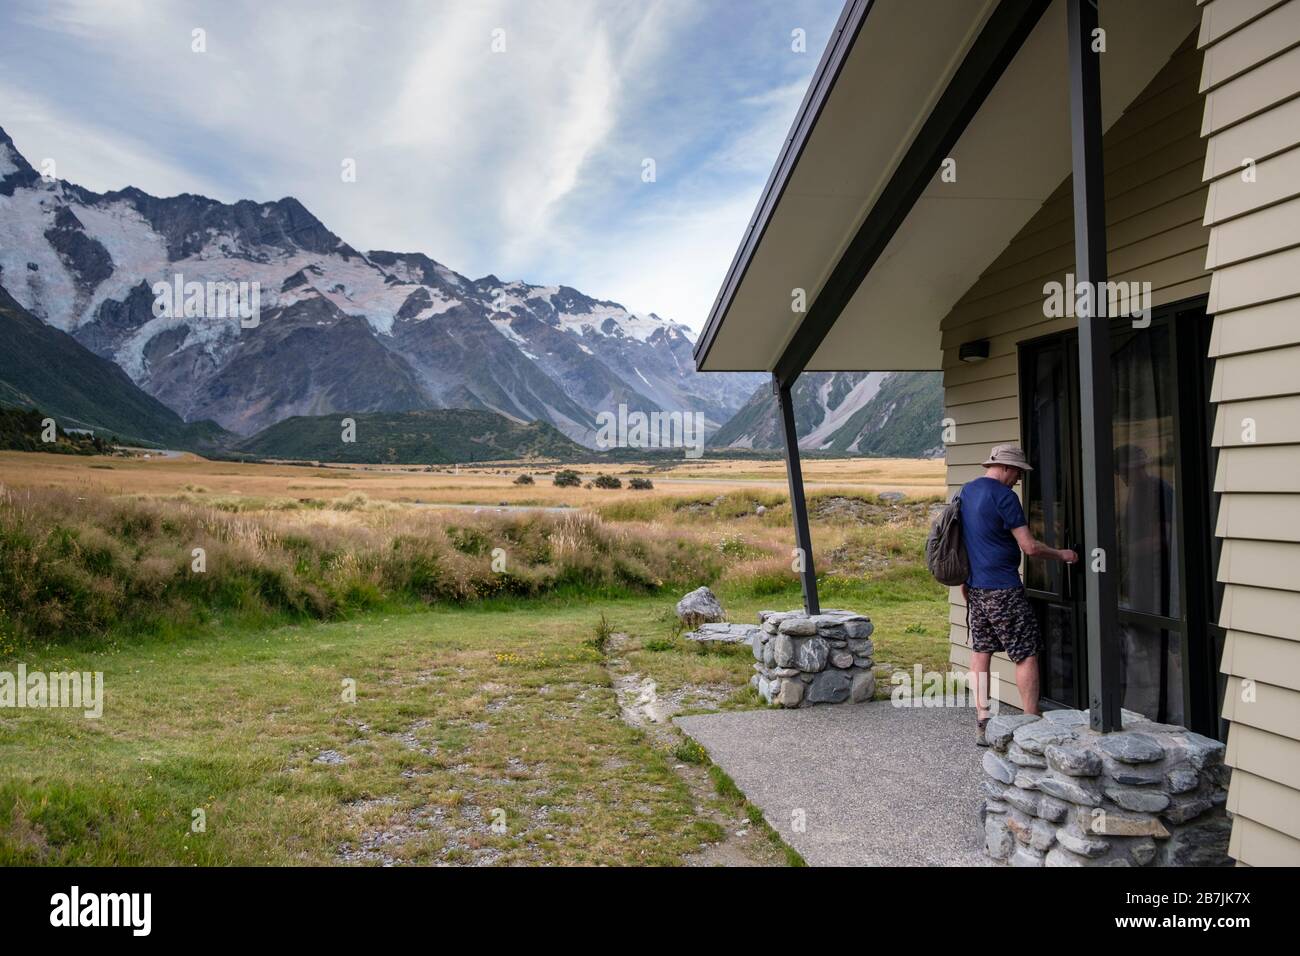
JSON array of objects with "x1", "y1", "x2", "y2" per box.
[{"x1": 0, "y1": 0, "x2": 844, "y2": 333}]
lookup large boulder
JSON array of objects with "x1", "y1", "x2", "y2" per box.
[{"x1": 676, "y1": 586, "x2": 725, "y2": 628}]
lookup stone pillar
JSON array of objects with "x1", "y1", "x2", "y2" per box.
[
  {"x1": 750, "y1": 610, "x2": 876, "y2": 707},
  {"x1": 980, "y1": 709, "x2": 1232, "y2": 867}
]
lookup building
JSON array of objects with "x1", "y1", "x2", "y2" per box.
[{"x1": 695, "y1": 0, "x2": 1300, "y2": 865}]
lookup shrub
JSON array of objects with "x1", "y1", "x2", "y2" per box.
[
  {"x1": 592, "y1": 474, "x2": 622, "y2": 489},
  {"x1": 673, "y1": 738, "x2": 707, "y2": 764},
  {"x1": 628, "y1": 477, "x2": 654, "y2": 490},
  {"x1": 552, "y1": 470, "x2": 581, "y2": 488},
  {"x1": 513, "y1": 474, "x2": 535, "y2": 485}
]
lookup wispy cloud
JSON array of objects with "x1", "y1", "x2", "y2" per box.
[{"x1": 0, "y1": 0, "x2": 842, "y2": 331}]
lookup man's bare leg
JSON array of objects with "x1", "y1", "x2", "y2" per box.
[
  {"x1": 972, "y1": 651, "x2": 993, "y2": 720},
  {"x1": 1016, "y1": 654, "x2": 1041, "y2": 716}
]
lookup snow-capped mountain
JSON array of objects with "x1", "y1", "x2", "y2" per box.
[
  {"x1": 710, "y1": 370, "x2": 945, "y2": 458},
  {"x1": 0, "y1": 126, "x2": 763, "y2": 444}
]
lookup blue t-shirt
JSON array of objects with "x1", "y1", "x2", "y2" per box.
[{"x1": 961, "y1": 476, "x2": 1027, "y2": 589}]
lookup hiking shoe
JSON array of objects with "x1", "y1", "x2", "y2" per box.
[{"x1": 976, "y1": 718, "x2": 990, "y2": 747}]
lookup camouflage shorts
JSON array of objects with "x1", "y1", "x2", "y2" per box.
[{"x1": 968, "y1": 586, "x2": 1041, "y2": 663}]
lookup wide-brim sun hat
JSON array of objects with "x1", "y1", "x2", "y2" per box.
[{"x1": 983, "y1": 443, "x2": 1033, "y2": 471}]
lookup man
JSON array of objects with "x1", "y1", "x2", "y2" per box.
[{"x1": 963, "y1": 444, "x2": 1077, "y2": 746}]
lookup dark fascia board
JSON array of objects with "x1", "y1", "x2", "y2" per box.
[
  {"x1": 772, "y1": 0, "x2": 1053, "y2": 385},
  {"x1": 692, "y1": 0, "x2": 873, "y2": 372}
]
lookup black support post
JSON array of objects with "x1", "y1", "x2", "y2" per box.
[
  {"x1": 1067, "y1": 0, "x2": 1121, "y2": 733},
  {"x1": 775, "y1": 374, "x2": 819, "y2": 615}
]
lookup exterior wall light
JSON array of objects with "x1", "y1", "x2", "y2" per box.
[{"x1": 959, "y1": 339, "x2": 990, "y2": 363}]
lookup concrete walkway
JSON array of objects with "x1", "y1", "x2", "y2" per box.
[{"x1": 676, "y1": 701, "x2": 992, "y2": 866}]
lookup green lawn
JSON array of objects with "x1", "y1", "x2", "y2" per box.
[{"x1": 0, "y1": 572, "x2": 947, "y2": 865}]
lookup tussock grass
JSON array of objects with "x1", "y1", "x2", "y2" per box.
[{"x1": 0, "y1": 486, "x2": 730, "y2": 649}]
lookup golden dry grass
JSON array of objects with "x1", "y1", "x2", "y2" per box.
[{"x1": 0, "y1": 450, "x2": 945, "y2": 509}]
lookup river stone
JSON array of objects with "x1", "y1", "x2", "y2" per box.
[
  {"x1": 1037, "y1": 774, "x2": 1102, "y2": 807},
  {"x1": 794, "y1": 637, "x2": 830, "y2": 671},
  {"x1": 1037, "y1": 795, "x2": 1070, "y2": 823},
  {"x1": 1045, "y1": 743, "x2": 1102, "y2": 777},
  {"x1": 1002, "y1": 786, "x2": 1040, "y2": 817},
  {"x1": 1005, "y1": 810, "x2": 1033, "y2": 845},
  {"x1": 1166, "y1": 769, "x2": 1199, "y2": 794},
  {"x1": 1130, "y1": 839, "x2": 1157, "y2": 866},
  {"x1": 1013, "y1": 768, "x2": 1045, "y2": 791},
  {"x1": 773, "y1": 634, "x2": 796, "y2": 668},
  {"x1": 1104, "y1": 786, "x2": 1170, "y2": 813},
  {"x1": 687, "y1": 622, "x2": 758, "y2": 645},
  {"x1": 1014, "y1": 720, "x2": 1080, "y2": 755},
  {"x1": 1097, "y1": 732, "x2": 1164, "y2": 764},
  {"x1": 1161, "y1": 795, "x2": 1212, "y2": 825},
  {"x1": 676, "y1": 586, "x2": 725, "y2": 628},
  {"x1": 986, "y1": 714, "x2": 1040, "y2": 750},
  {"x1": 806, "y1": 668, "x2": 852, "y2": 704},
  {"x1": 1045, "y1": 846, "x2": 1090, "y2": 867},
  {"x1": 842, "y1": 619, "x2": 873, "y2": 639},
  {"x1": 1102, "y1": 757, "x2": 1164, "y2": 786},
  {"x1": 1085, "y1": 810, "x2": 1169, "y2": 838},
  {"x1": 1007, "y1": 743, "x2": 1047, "y2": 768},
  {"x1": 984, "y1": 799, "x2": 1008, "y2": 816},
  {"x1": 985, "y1": 815, "x2": 1013, "y2": 860},
  {"x1": 1043, "y1": 709, "x2": 1090, "y2": 727},
  {"x1": 1009, "y1": 846, "x2": 1045, "y2": 867},
  {"x1": 829, "y1": 650, "x2": 854, "y2": 669},
  {"x1": 1029, "y1": 819, "x2": 1057, "y2": 852},
  {"x1": 1116, "y1": 707, "x2": 1158, "y2": 729},
  {"x1": 770, "y1": 667, "x2": 799, "y2": 678},
  {"x1": 762, "y1": 620, "x2": 779, "y2": 635},
  {"x1": 1174, "y1": 731, "x2": 1226, "y2": 770},
  {"x1": 751, "y1": 634, "x2": 767, "y2": 661},
  {"x1": 810, "y1": 613, "x2": 848, "y2": 634},
  {"x1": 846, "y1": 638, "x2": 874, "y2": 657},
  {"x1": 850, "y1": 669, "x2": 876, "y2": 703},
  {"x1": 818, "y1": 609, "x2": 871, "y2": 630},
  {"x1": 1054, "y1": 826, "x2": 1110, "y2": 858},
  {"x1": 756, "y1": 676, "x2": 773, "y2": 704},
  {"x1": 853, "y1": 656, "x2": 873, "y2": 668},
  {"x1": 777, "y1": 679, "x2": 804, "y2": 708},
  {"x1": 763, "y1": 640, "x2": 777, "y2": 669},
  {"x1": 982, "y1": 779, "x2": 1009, "y2": 801},
  {"x1": 778, "y1": 617, "x2": 818, "y2": 636},
  {"x1": 982, "y1": 751, "x2": 1016, "y2": 784},
  {"x1": 1158, "y1": 816, "x2": 1231, "y2": 866}
]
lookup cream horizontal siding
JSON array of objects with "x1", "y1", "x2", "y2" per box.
[
  {"x1": 1228, "y1": 816, "x2": 1300, "y2": 865},
  {"x1": 944, "y1": 34, "x2": 1212, "y2": 685},
  {"x1": 1219, "y1": 630, "x2": 1300, "y2": 691},
  {"x1": 1200, "y1": 0, "x2": 1300, "y2": 868},
  {"x1": 1200, "y1": 44, "x2": 1300, "y2": 133},
  {"x1": 1215, "y1": 493, "x2": 1300, "y2": 542},
  {"x1": 1215, "y1": 445, "x2": 1300, "y2": 492},
  {"x1": 1208, "y1": 298, "x2": 1300, "y2": 353},
  {"x1": 1226, "y1": 770, "x2": 1300, "y2": 841},
  {"x1": 1199, "y1": 0, "x2": 1291, "y2": 47},
  {"x1": 1220, "y1": 583, "x2": 1300, "y2": 640}
]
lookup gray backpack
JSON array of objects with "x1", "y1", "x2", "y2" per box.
[{"x1": 926, "y1": 493, "x2": 970, "y2": 587}]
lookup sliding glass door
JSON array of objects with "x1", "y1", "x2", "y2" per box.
[{"x1": 1017, "y1": 299, "x2": 1220, "y2": 734}]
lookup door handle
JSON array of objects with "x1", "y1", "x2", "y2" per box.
[{"x1": 1063, "y1": 540, "x2": 1076, "y2": 601}]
